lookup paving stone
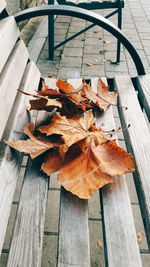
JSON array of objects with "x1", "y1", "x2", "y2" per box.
[
  {"x1": 69, "y1": 26, "x2": 86, "y2": 33},
  {"x1": 71, "y1": 21, "x2": 86, "y2": 27},
  {"x1": 84, "y1": 45, "x2": 104, "y2": 55},
  {"x1": 3, "y1": 205, "x2": 17, "y2": 250},
  {"x1": 67, "y1": 32, "x2": 85, "y2": 40},
  {"x1": 57, "y1": 67, "x2": 81, "y2": 80},
  {"x1": 44, "y1": 190, "x2": 60, "y2": 233},
  {"x1": 144, "y1": 47, "x2": 150, "y2": 56},
  {"x1": 132, "y1": 205, "x2": 149, "y2": 250},
  {"x1": 55, "y1": 28, "x2": 68, "y2": 35},
  {"x1": 64, "y1": 39, "x2": 84, "y2": 48},
  {"x1": 105, "y1": 61, "x2": 128, "y2": 73},
  {"x1": 83, "y1": 54, "x2": 105, "y2": 64},
  {"x1": 55, "y1": 16, "x2": 71, "y2": 23},
  {"x1": 141, "y1": 254, "x2": 150, "y2": 267},
  {"x1": 84, "y1": 38, "x2": 103, "y2": 46},
  {"x1": 63, "y1": 47, "x2": 83, "y2": 57},
  {"x1": 60, "y1": 56, "x2": 82, "y2": 68},
  {"x1": 89, "y1": 221, "x2": 105, "y2": 267},
  {"x1": 88, "y1": 191, "x2": 101, "y2": 219},
  {"x1": 82, "y1": 64, "x2": 105, "y2": 77},
  {"x1": 41, "y1": 235, "x2": 57, "y2": 267},
  {"x1": 0, "y1": 253, "x2": 8, "y2": 267},
  {"x1": 49, "y1": 172, "x2": 61, "y2": 189}
]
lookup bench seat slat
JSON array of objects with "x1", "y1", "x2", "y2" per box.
[
  {"x1": 0, "y1": 0, "x2": 6, "y2": 14},
  {"x1": 115, "y1": 75, "x2": 150, "y2": 247},
  {"x1": 0, "y1": 17, "x2": 19, "y2": 74},
  {"x1": 7, "y1": 157, "x2": 48, "y2": 267},
  {"x1": 0, "y1": 61, "x2": 40, "y2": 256},
  {"x1": 91, "y1": 77, "x2": 142, "y2": 267},
  {"x1": 138, "y1": 75, "x2": 150, "y2": 122},
  {"x1": 58, "y1": 189, "x2": 90, "y2": 267},
  {"x1": 0, "y1": 40, "x2": 29, "y2": 139},
  {"x1": 58, "y1": 78, "x2": 90, "y2": 267}
]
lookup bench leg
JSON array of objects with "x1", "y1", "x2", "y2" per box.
[
  {"x1": 111, "y1": 6, "x2": 122, "y2": 64},
  {"x1": 48, "y1": 0, "x2": 54, "y2": 59}
]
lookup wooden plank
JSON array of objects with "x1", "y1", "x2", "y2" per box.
[
  {"x1": 0, "y1": 0, "x2": 6, "y2": 14},
  {"x1": 91, "y1": 77, "x2": 142, "y2": 267},
  {"x1": 7, "y1": 157, "x2": 48, "y2": 267},
  {"x1": 0, "y1": 16, "x2": 19, "y2": 74},
  {"x1": 115, "y1": 75, "x2": 150, "y2": 249},
  {"x1": 138, "y1": 75, "x2": 150, "y2": 121},
  {"x1": 58, "y1": 78, "x2": 90, "y2": 267},
  {"x1": 0, "y1": 61, "x2": 41, "y2": 256},
  {"x1": 0, "y1": 40, "x2": 29, "y2": 139}
]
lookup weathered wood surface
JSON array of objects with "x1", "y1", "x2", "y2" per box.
[
  {"x1": 0, "y1": 0, "x2": 6, "y2": 14},
  {"x1": 115, "y1": 75, "x2": 150, "y2": 248},
  {"x1": 138, "y1": 75, "x2": 150, "y2": 121},
  {"x1": 91, "y1": 77, "x2": 142, "y2": 267},
  {"x1": 58, "y1": 78, "x2": 90, "y2": 267},
  {"x1": 0, "y1": 17, "x2": 19, "y2": 73},
  {"x1": 0, "y1": 61, "x2": 40, "y2": 256},
  {"x1": 0, "y1": 40, "x2": 29, "y2": 139},
  {"x1": 7, "y1": 156, "x2": 48, "y2": 267}
]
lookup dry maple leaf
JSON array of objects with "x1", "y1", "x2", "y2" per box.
[
  {"x1": 18, "y1": 89, "x2": 62, "y2": 111},
  {"x1": 56, "y1": 79, "x2": 86, "y2": 104},
  {"x1": 97, "y1": 76, "x2": 117, "y2": 106},
  {"x1": 41, "y1": 139, "x2": 134, "y2": 199},
  {"x1": 38, "y1": 110, "x2": 105, "y2": 157},
  {"x1": 4, "y1": 122, "x2": 62, "y2": 159},
  {"x1": 81, "y1": 78, "x2": 117, "y2": 111}
]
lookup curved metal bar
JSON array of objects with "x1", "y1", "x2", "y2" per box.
[{"x1": 14, "y1": 5, "x2": 145, "y2": 75}]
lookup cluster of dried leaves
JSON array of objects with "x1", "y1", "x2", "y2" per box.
[{"x1": 5, "y1": 77, "x2": 135, "y2": 199}]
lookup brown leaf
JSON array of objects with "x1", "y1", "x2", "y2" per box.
[
  {"x1": 84, "y1": 62, "x2": 95, "y2": 67},
  {"x1": 97, "y1": 76, "x2": 117, "y2": 106},
  {"x1": 56, "y1": 65, "x2": 61, "y2": 70},
  {"x1": 81, "y1": 78, "x2": 117, "y2": 111},
  {"x1": 47, "y1": 72, "x2": 57, "y2": 77},
  {"x1": 38, "y1": 110, "x2": 101, "y2": 157},
  {"x1": 97, "y1": 240, "x2": 103, "y2": 249},
  {"x1": 18, "y1": 89, "x2": 62, "y2": 111},
  {"x1": 4, "y1": 122, "x2": 62, "y2": 159},
  {"x1": 137, "y1": 232, "x2": 143, "y2": 244},
  {"x1": 56, "y1": 79, "x2": 85, "y2": 103},
  {"x1": 61, "y1": 54, "x2": 65, "y2": 59},
  {"x1": 29, "y1": 98, "x2": 62, "y2": 111},
  {"x1": 58, "y1": 146, "x2": 113, "y2": 199},
  {"x1": 92, "y1": 140, "x2": 135, "y2": 176}
]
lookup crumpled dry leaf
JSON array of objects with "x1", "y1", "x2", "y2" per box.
[
  {"x1": 4, "y1": 122, "x2": 62, "y2": 159},
  {"x1": 38, "y1": 110, "x2": 104, "y2": 157},
  {"x1": 97, "y1": 76, "x2": 117, "y2": 106},
  {"x1": 41, "y1": 137, "x2": 134, "y2": 199},
  {"x1": 137, "y1": 232, "x2": 143, "y2": 244},
  {"x1": 81, "y1": 78, "x2": 117, "y2": 111},
  {"x1": 5, "y1": 77, "x2": 135, "y2": 199},
  {"x1": 18, "y1": 89, "x2": 62, "y2": 111}
]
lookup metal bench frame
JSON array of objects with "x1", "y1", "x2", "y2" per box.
[{"x1": 47, "y1": 0, "x2": 124, "y2": 63}]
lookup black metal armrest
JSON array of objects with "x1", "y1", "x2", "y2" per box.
[{"x1": 14, "y1": 5, "x2": 145, "y2": 75}]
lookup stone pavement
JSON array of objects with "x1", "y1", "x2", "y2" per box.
[
  {"x1": 35, "y1": 0, "x2": 150, "y2": 79},
  {"x1": 0, "y1": 0, "x2": 150, "y2": 266}
]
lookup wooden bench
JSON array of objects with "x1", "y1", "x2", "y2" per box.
[{"x1": 0, "y1": 1, "x2": 150, "y2": 266}]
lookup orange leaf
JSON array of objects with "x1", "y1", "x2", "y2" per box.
[
  {"x1": 4, "y1": 123, "x2": 62, "y2": 159},
  {"x1": 58, "y1": 146, "x2": 113, "y2": 199},
  {"x1": 97, "y1": 76, "x2": 117, "y2": 106},
  {"x1": 38, "y1": 110, "x2": 104, "y2": 157}
]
